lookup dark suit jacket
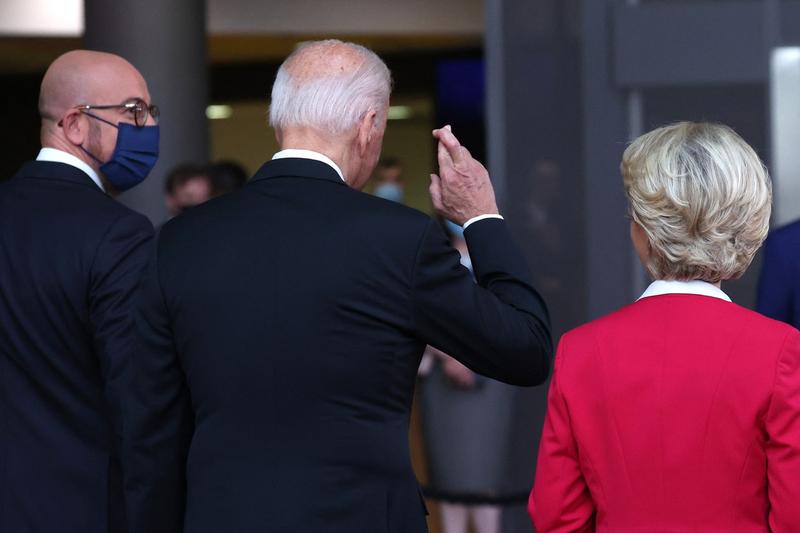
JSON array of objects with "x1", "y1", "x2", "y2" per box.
[
  {"x1": 124, "y1": 158, "x2": 552, "y2": 533},
  {"x1": 757, "y1": 220, "x2": 800, "y2": 329},
  {"x1": 0, "y1": 160, "x2": 153, "y2": 533}
]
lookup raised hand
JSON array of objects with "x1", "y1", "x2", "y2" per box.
[{"x1": 429, "y1": 125, "x2": 499, "y2": 226}]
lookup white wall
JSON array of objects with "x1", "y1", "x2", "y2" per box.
[{"x1": 0, "y1": 0, "x2": 83, "y2": 36}]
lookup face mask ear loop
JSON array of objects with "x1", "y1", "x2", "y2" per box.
[
  {"x1": 79, "y1": 145, "x2": 105, "y2": 165},
  {"x1": 81, "y1": 110, "x2": 119, "y2": 129},
  {"x1": 78, "y1": 111, "x2": 121, "y2": 165}
]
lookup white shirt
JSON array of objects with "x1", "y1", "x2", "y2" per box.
[
  {"x1": 271, "y1": 149, "x2": 503, "y2": 229},
  {"x1": 462, "y1": 213, "x2": 504, "y2": 229},
  {"x1": 638, "y1": 279, "x2": 731, "y2": 302},
  {"x1": 36, "y1": 147, "x2": 105, "y2": 192}
]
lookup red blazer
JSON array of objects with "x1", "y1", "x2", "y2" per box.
[{"x1": 529, "y1": 293, "x2": 800, "y2": 532}]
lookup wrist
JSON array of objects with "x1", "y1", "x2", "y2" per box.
[{"x1": 463, "y1": 213, "x2": 504, "y2": 229}]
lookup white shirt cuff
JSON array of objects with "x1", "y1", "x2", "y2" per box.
[{"x1": 462, "y1": 214, "x2": 504, "y2": 229}]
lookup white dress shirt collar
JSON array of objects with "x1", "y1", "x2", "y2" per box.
[
  {"x1": 638, "y1": 279, "x2": 731, "y2": 302},
  {"x1": 272, "y1": 149, "x2": 345, "y2": 182},
  {"x1": 36, "y1": 147, "x2": 105, "y2": 192}
]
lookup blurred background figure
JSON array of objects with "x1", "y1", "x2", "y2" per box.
[
  {"x1": 757, "y1": 219, "x2": 800, "y2": 329},
  {"x1": 164, "y1": 163, "x2": 214, "y2": 217},
  {"x1": 164, "y1": 160, "x2": 248, "y2": 219},
  {"x1": 419, "y1": 220, "x2": 531, "y2": 533},
  {"x1": 209, "y1": 159, "x2": 248, "y2": 195},
  {"x1": 372, "y1": 156, "x2": 405, "y2": 203}
]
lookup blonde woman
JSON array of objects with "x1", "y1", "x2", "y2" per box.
[{"x1": 529, "y1": 122, "x2": 800, "y2": 532}]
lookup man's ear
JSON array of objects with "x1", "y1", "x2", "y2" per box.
[
  {"x1": 60, "y1": 110, "x2": 88, "y2": 147},
  {"x1": 357, "y1": 110, "x2": 377, "y2": 156}
]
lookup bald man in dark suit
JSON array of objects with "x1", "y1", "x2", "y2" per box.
[{"x1": 0, "y1": 50, "x2": 158, "y2": 533}]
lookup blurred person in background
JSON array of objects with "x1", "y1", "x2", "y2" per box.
[
  {"x1": 530, "y1": 122, "x2": 800, "y2": 532},
  {"x1": 419, "y1": 219, "x2": 529, "y2": 533},
  {"x1": 164, "y1": 163, "x2": 213, "y2": 217},
  {"x1": 372, "y1": 156, "x2": 405, "y2": 203},
  {"x1": 757, "y1": 219, "x2": 800, "y2": 329},
  {"x1": 123, "y1": 39, "x2": 551, "y2": 533},
  {"x1": 0, "y1": 50, "x2": 157, "y2": 533}
]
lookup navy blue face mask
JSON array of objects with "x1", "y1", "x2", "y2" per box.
[{"x1": 81, "y1": 114, "x2": 160, "y2": 191}]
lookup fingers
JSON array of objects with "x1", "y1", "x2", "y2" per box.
[
  {"x1": 458, "y1": 145, "x2": 472, "y2": 164},
  {"x1": 429, "y1": 173, "x2": 443, "y2": 211},
  {"x1": 433, "y1": 125, "x2": 466, "y2": 167},
  {"x1": 437, "y1": 140, "x2": 453, "y2": 169}
]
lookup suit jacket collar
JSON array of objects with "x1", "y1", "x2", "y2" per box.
[
  {"x1": 13, "y1": 160, "x2": 103, "y2": 191},
  {"x1": 250, "y1": 158, "x2": 347, "y2": 187}
]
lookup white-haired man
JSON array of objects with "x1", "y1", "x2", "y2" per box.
[{"x1": 124, "y1": 40, "x2": 551, "y2": 533}]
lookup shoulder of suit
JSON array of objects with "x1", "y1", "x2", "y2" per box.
[
  {"x1": 92, "y1": 194, "x2": 152, "y2": 231},
  {"x1": 160, "y1": 184, "x2": 433, "y2": 243},
  {"x1": 561, "y1": 300, "x2": 643, "y2": 342},
  {"x1": 562, "y1": 297, "x2": 799, "y2": 353},
  {"x1": 158, "y1": 189, "x2": 251, "y2": 241},
  {"x1": 733, "y1": 303, "x2": 800, "y2": 339},
  {"x1": 359, "y1": 191, "x2": 431, "y2": 222}
]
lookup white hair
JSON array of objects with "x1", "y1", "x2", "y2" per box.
[
  {"x1": 268, "y1": 39, "x2": 392, "y2": 135},
  {"x1": 621, "y1": 121, "x2": 772, "y2": 283}
]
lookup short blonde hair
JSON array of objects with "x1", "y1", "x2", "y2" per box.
[{"x1": 621, "y1": 122, "x2": 771, "y2": 283}]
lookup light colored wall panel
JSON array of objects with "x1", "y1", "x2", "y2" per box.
[{"x1": 771, "y1": 47, "x2": 800, "y2": 226}]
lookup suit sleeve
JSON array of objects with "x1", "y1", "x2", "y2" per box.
[
  {"x1": 123, "y1": 239, "x2": 194, "y2": 533},
  {"x1": 410, "y1": 217, "x2": 552, "y2": 386},
  {"x1": 766, "y1": 329, "x2": 800, "y2": 531},
  {"x1": 757, "y1": 235, "x2": 794, "y2": 325},
  {"x1": 528, "y1": 337, "x2": 595, "y2": 532},
  {"x1": 88, "y1": 211, "x2": 153, "y2": 446}
]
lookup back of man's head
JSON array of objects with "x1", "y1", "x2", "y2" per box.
[{"x1": 269, "y1": 40, "x2": 392, "y2": 135}]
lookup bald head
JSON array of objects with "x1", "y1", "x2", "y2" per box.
[
  {"x1": 37, "y1": 50, "x2": 152, "y2": 171},
  {"x1": 269, "y1": 39, "x2": 391, "y2": 135},
  {"x1": 39, "y1": 50, "x2": 146, "y2": 124},
  {"x1": 283, "y1": 40, "x2": 369, "y2": 85}
]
